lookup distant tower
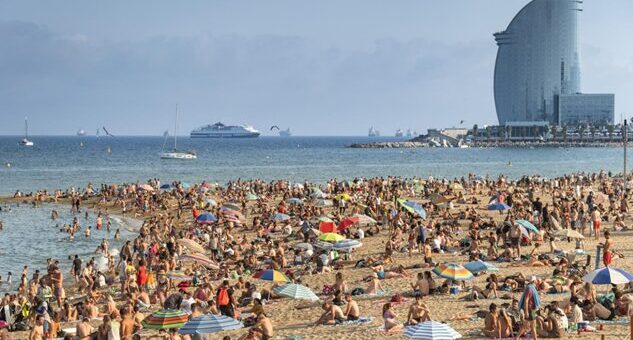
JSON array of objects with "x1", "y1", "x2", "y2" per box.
[{"x1": 493, "y1": 0, "x2": 582, "y2": 124}]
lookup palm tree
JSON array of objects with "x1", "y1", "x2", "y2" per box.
[
  {"x1": 551, "y1": 125, "x2": 557, "y2": 141},
  {"x1": 578, "y1": 125, "x2": 586, "y2": 142},
  {"x1": 607, "y1": 125, "x2": 615, "y2": 142},
  {"x1": 562, "y1": 125, "x2": 568, "y2": 142},
  {"x1": 543, "y1": 124, "x2": 551, "y2": 140},
  {"x1": 486, "y1": 126, "x2": 492, "y2": 143},
  {"x1": 472, "y1": 124, "x2": 478, "y2": 146}
]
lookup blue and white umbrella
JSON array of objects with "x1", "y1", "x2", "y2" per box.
[
  {"x1": 272, "y1": 213, "x2": 291, "y2": 221},
  {"x1": 332, "y1": 239, "x2": 362, "y2": 251},
  {"x1": 583, "y1": 267, "x2": 633, "y2": 285},
  {"x1": 464, "y1": 260, "x2": 499, "y2": 274},
  {"x1": 404, "y1": 321, "x2": 461, "y2": 339},
  {"x1": 516, "y1": 219, "x2": 539, "y2": 234},
  {"x1": 272, "y1": 283, "x2": 320, "y2": 301},
  {"x1": 178, "y1": 314, "x2": 243, "y2": 334}
]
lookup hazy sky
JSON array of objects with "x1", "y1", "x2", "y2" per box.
[{"x1": 1, "y1": 0, "x2": 631, "y2": 136}]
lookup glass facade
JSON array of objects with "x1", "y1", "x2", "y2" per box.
[
  {"x1": 558, "y1": 94, "x2": 615, "y2": 125},
  {"x1": 494, "y1": 0, "x2": 582, "y2": 124}
]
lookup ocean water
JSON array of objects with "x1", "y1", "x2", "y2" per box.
[
  {"x1": 0, "y1": 135, "x2": 629, "y2": 288},
  {"x1": 0, "y1": 203, "x2": 137, "y2": 292},
  {"x1": 0, "y1": 136, "x2": 629, "y2": 195}
]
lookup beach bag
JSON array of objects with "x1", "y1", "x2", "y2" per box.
[
  {"x1": 351, "y1": 288, "x2": 365, "y2": 296},
  {"x1": 217, "y1": 287, "x2": 230, "y2": 306}
]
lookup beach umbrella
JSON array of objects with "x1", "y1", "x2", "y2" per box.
[
  {"x1": 319, "y1": 221, "x2": 336, "y2": 233},
  {"x1": 142, "y1": 310, "x2": 189, "y2": 330},
  {"x1": 160, "y1": 184, "x2": 174, "y2": 190},
  {"x1": 432, "y1": 195, "x2": 455, "y2": 205},
  {"x1": 180, "y1": 253, "x2": 220, "y2": 269},
  {"x1": 517, "y1": 225, "x2": 530, "y2": 238},
  {"x1": 398, "y1": 199, "x2": 427, "y2": 219},
  {"x1": 292, "y1": 243, "x2": 313, "y2": 251},
  {"x1": 253, "y1": 269, "x2": 290, "y2": 282},
  {"x1": 319, "y1": 232, "x2": 345, "y2": 242},
  {"x1": 138, "y1": 184, "x2": 155, "y2": 192},
  {"x1": 273, "y1": 283, "x2": 319, "y2": 302},
  {"x1": 272, "y1": 213, "x2": 291, "y2": 222},
  {"x1": 196, "y1": 213, "x2": 218, "y2": 224},
  {"x1": 353, "y1": 214, "x2": 377, "y2": 225},
  {"x1": 332, "y1": 239, "x2": 362, "y2": 251},
  {"x1": 222, "y1": 203, "x2": 241, "y2": 211},
  {"x1": 583, "y1": 267, "x2": 633, "y2": 285},
  {"x1": 555, "y1": 229, "x2": 584, "y2": 239},
  {"x1": 166, "y1": 271, "x2": 193, "y2": 281},
  {"x1": 286, "y1": 197, "x2": 303, "y2": 205},
  {"x1": 336, "y1": 193, "x2": 351, "y2": 201},
  {"x1": 316, "y1": 199, "x2": 333, "y2": 207},
  {"x1": 432, "y1": 263, "x2": 474, "y2": 281},
  {"x1": 246, "y1": 193, "x2": 258, "y2": 201},
  {"x1": 549, "y1": 215, "x2": 562, "y2": 230},
  {"x1": 464, "y1": 260, "x2": 499, "y2": 274},
  {"x1": 177, "y1": 239, "x2": 206, "y2": 253},
  {"x1": 205, "y1": 198, "x2": 218, "y2": 207},
  {"x1": 292, "y1": 183, "x2": 304, "y2": 189},
  {"x1": 516, "y1": 219, "x2": 539, "y2": 234},
  {"x1": 488, "y1": 203, "x2": 511, "y2": 211},
  {"x1": 197, "y1": 187, "x2": 209, "y2": 193},
  {"x1": 178, "y1": 314, "x2": 243, "y2": 334},
  {"x1": 313, "y1": 241, "x2": 333, "y2": 250},
  {"x1": 338, "y1": 216, "x2": 360, "y2": 230},
  {"x1": 404, "y1": 321, "x2": 462, "y2": 339},
  {"x1": 311, "y1": 190, "x2": 328, "y2": 199},
  {"x1": 450, "y1": 183, "x2": 464, "y2": 191},
  {"x1": 317, "y1": 216, "x2": 334, "y2": 223}
]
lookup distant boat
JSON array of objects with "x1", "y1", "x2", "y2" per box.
[
  {"x1": 77, "y1": 129, "x2": 86, "y2": 136},
  {"x1": 368, "y1": 127, "x2": 380, "y2": 137},
  {"x1": 395, "y1": 129, "x2": 404, "y2": 138},
  {"x1": 191, "y1": 122, "x2": 260, "y2": 138},
  {"x1": 161, "y1": 105, "x2": 197, "y2": 160},
  {"x1": 19, "y1": 117, "x2": 34, "y2": 146},
  {"x1": 279, "y1": 128, "x2": 292, "y2": 137}
]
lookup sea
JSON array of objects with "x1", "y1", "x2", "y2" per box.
[{"x1": 0, "y1": 135, "x2": 629, "y2": 288}]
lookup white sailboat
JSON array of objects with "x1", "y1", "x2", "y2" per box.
[
  {"x1": 19, "y1": 117, "x2": 34, "y2": 146},
  {"x1": 160, "y1": 105, "x2": 197, "y2": 160}
]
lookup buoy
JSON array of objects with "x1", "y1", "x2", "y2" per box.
[{"x1": 5, "y1": 162, "x2": 11, "y2": 168}]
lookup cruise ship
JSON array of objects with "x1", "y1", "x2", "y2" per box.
[{"x1": 190, "y1": 122, "x2": 260, "y2": 138}]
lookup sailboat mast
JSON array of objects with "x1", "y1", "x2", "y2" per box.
[
  {"x1": 24, "y1": 117, "x2": 28, "y2": 138},
  {"x1": 174, "y1": 105, "x2": 178, "y2": 150}
]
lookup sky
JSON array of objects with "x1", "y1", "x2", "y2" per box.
[{"x1": 0, "y1": 0, "x2": 631, "y2": 136}]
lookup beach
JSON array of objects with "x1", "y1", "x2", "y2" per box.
[{"x1": 2, "y1": 173, "x2": 633, "y2": 339}]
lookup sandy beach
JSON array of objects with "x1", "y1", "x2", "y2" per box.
[{"x1": 2, "y1": 174, "x2": 633, "y2": 339}]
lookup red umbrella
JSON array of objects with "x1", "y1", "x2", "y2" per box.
[
  {"x1": 319, "y1": 221, "x2": 336, "y2": 233},
  {"x1": 337, "y1": 217, "x2": 359, "y2": 231}
]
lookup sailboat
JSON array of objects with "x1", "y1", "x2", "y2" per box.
[
  {"x1": 19, "y1": 117, "x2": 34, "y2": 146},
  {"x1": 160, "y1": 105, "x2": 197, "y2": 160}
]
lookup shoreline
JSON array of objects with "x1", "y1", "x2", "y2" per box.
[{"x1": 350, "y1": 140, "x2": 626, "y2": 149}]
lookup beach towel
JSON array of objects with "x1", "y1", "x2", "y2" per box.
[
  {"x1": 518, "y1": 283, "x2": 541, "y2": 311},
  {"x1": 339, "y1": 316, "x2": 374, "y2": 325}
]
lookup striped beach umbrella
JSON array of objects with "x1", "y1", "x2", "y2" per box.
[
  {"x1": 319, "y1": 232, "x2": 345, "y2": 242},
  {"x1": 516, "y1": 219, "x2": 539, "y2": 234},
  {"x1": 332, "y1": 239, "x2": 362, "y2": 251},
  {"x1": 404, "y1": 321, "x2": 462, "y2": 339},
  {"x1": 142, "y1": 310, "x2": 189, "y2": 329},
  {"x1": 222, "y1": 202, "x2": 241, "y2": 211},
  {"x1": 273, "y1": 283, "x2": 319, "y2": 301},
  {"x1": 272, "y1": 213, "x2": 291, "y2": 221},
  {"x1": 166, "y1": 271, "x2": 193, "y2": 281},
  {"x1": 178, "y1": 314, "x2": 243, "y2": 334},
  {"x1": 583, "y1": 267, "x2": 633, "y2": 285},
  {"x1": 432, "y1": 263, "x2": 474, "y2": 281},
  {"x1": 464, "y1": 260, "x2": 499, "y2": 274},
  {"x1": 253, "y1": 269, "x2": 290, "y2": 283},
  {"x1": 180, "y1": 253, "x2": 219, "y2": 270},
  {"x1": 177, "y1": 239, "x2": 206, "y2": 253},
  {"x1": 196, "y1": 213, "x2": 218, "y2": 224}
]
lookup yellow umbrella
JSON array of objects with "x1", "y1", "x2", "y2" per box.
[
  {"x1": 450, "y1": 183, "x2": 464, "y2": 191},
  {"x1": 319, "y1": 233, "x2": 345, "y2": 242},
  {"x1": 336, "y1": 193, "x2": 351, "y2": 201}
]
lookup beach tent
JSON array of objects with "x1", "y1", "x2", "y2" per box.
[
  {"x1": 272, "y1": 283, "x2": 319, "y2": 301},
  {"x1": 404, "y1": 321, "x2": 462, "y2": 339},
  {"x1": 583, "y1": 267, "x2": 633, "y2": 285},
  {"x1": 178, "y1": 314, "x2": 243, "y2": 334}
]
